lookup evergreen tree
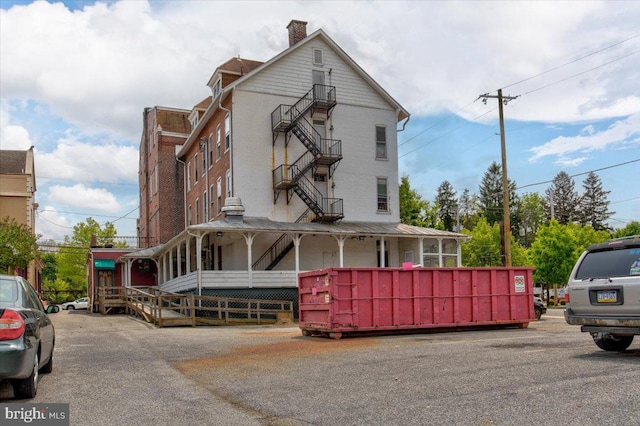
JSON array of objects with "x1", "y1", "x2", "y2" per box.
[
  {"x1": 458, "y1": 188, "x2": 479, "y2": 231},
  {"x1": 435, "y1": 180, "x2": 458, "y2": 231},
  {"x1": 478, "y1": 162, "x2": 519, "y2": 229},
  {"x1": 545, "y1": 171, "x2": 579, "y2": 225},
  {"x1": 578, "y1": 171, "x2": 614, "y2": 231},
  {"x1": 518, "y1": 192, "x2": 546, "y2": 247}
]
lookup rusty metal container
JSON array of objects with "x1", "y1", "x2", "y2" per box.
[{"x1": 298, "y1": 267, "x2": 535, "y2": 339}]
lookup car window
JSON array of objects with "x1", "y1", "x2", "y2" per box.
[
  {"x1": 21, "y1": 277, "x2": 44, "y2": 311},
  {"x1": 0, "y1": 277, "x2": 19, "y2": 305},
  {"x1": 575, "y1": 248, "x2": 640, "y2": 280}
]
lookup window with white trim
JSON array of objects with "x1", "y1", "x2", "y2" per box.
[
  {"x1": 201, "y1": 142, "x2": 207, "y2": 174},
  {"x1": 187, "y1": 162, "x2": 192, "y2": 191},
  {"x1": 217, "y1": 177, "x2": 222, "y2": 214},
  {"x1": 225, "y1": 169, "x2": 232, "y2": 198},
  {"x1": 195, "y1": 198, "x2": 200, "y2": 224},
  {"x1": 224, "y1": 114, "x2": 231, "y2": 151},
  {"x1": 209, "y1": 184, "x2": 214, "y2": 219},
  {"x1": 203, "y1": 191, "x2": 208, "y2": 221},
  {"x1": 312, "y1": 48, "x2": 323, "y2": 65},
  {"x1": 208, "y1": 134, "x2": 214, "y2": 166},
  {"x1": 216, "y1": 125, "x2": 221, "y2": 160},
  {"x1": 188, "y1": 205, "x2": 192, "y2": 225},
  {"x1": 375, "y1": 125, "x2": 387, "y2": 159},
  {"x1": 194, "y1": 153, "x2": 199, "y2": 183},
  {"x1": 377, "y1": 177, "x2": 388, "y2": 212}
]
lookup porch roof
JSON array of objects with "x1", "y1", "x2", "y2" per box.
[{"x1": 119, "y1": 217, "x2": 468, "y2": 261}]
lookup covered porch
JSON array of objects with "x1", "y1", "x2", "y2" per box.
[{"x1": 120, "y1": 217, "x2": 468, "y2": 294}]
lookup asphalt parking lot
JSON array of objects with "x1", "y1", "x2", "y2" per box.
[{"x1": 2, "y1": 308, "x2": 639, "y2": 425}]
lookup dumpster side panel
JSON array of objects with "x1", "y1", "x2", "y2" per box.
[{"x1": 299, "y1": 267, "x2": 534, "y2": 335}]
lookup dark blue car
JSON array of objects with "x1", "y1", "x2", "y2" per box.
[{"x1": 0, "y1": 274, "x2": 59, "y2": 399}]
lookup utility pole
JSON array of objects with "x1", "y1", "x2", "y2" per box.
[{"x1": 478, "y1": 89, "x2": 518, "y2": 266}]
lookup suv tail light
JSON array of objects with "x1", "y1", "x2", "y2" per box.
[
  {"x1": 565, "y1": 292, "x2": 570, "y2": 304},
  {"x1": 0, "y1": 309, "x2": 25, "y2": 340}
]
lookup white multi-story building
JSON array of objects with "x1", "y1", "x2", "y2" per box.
[{"x1": 128, "y1": 20, "x2": 466, "y2": 299}]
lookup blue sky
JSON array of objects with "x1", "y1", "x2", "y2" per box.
[{"x1": 1, "y1": 0, "x2": 639, "y2": 242}]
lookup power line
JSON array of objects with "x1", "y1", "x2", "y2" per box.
[
  {"x1": 39, "y1": 208, "x2": 138, "y2": 220},
  {"x1": 500, "y1": 32, "x2": 640, "y2": 91}
]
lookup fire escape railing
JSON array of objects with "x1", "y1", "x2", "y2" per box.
[
  {"x1": 252, "y1": 209, "x2": 313, "y2": 271},
  {"x1": 271, "y1": 84, "x2": 342, "y2": 223}
]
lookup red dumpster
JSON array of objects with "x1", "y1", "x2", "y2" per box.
[{"x1": 298, "y1": 267, "x2": 535, "y2": 339}]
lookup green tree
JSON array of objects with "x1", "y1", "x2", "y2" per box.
[
  {"x1": 518, "y1": 192, "x2": 546, "y2": 247},
  {"x1": 613, "y1": 221, "x2": 640, "y2": 238},
  {"x1": 461, "y1": 217, "x2": 529, "y2": 267},
  {"x1": 399, "y1": 175, "x2": 439, "y2": 228},
  {"x1": 435, "y1": 180, "x2": 458, "y2": 231},
  {"x1": 578, "y1": 172, "x2": 613, "y2": 231},
  {"x1": 545, "y1": 171, "x2": 579, "y2": 225},
  {"x1": 457, "y1": 188, "x2": 479, "y2": 231},
  {"x1": 57, "y1": 218, "x2": 120, "y2": 290},
  {"x1": 477, "y1": 162, "x2": 519, "y2": 229},
  {"x1": 530, "y1": 220, "x2": 578, "y2": 300},
  {"x1": 0, "y1": 216, "x2": 39, "y2": 273}
]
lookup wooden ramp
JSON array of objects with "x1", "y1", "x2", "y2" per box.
[{"x1": 95, "y1": 286, "x2": 293, "y2": 328}]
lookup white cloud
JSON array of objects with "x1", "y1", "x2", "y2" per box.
[
  {"x1": 0, "y1": 103, "x2": 32, "y2": 149},
  {"x1": 528, "y1": 113, "x2": 640, "y2": 163},
  {"x1": 36, "y1": 206, "x2": 73, "y2": 242},
  {"x1": 48, "y1": 184, "x2": 121, "y2": 213},
  {"x1": 35, "y1": 139, "x2": 138, "y2": 183}
]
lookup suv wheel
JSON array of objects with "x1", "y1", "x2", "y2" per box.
[{"x1": 592, "y1": 334, "x2": 634, "y2": 352}]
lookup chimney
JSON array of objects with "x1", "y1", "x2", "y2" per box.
[{"x1": 287, "y1": 20, "x2": 308, "y2": 47}]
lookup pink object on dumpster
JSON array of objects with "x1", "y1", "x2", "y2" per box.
[{"x1": 298, "y1": 267, "x2": 535, "y2": 339}]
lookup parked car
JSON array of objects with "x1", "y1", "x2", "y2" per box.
[
  {"x1": 565, "y1": 236, "x2": 640, "y2": 351},
  {"x1": 61, "y1": 297, "x2": 89, "y2": 310},
  {"x1": 0, "y1": 274, "x2": 59, "y2": 399},
  {"x1": 534, "y1": 297, "x2": 546, "y2": 320}
]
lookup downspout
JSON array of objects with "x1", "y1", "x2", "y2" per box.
[{"x1": 397, "y1": 110, "x2": 410, "y2": 133}]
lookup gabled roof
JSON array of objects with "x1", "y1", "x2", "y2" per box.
[
  {"x1": 225, "y1": 28, "x2": 410, "y2": 123},
  {"x1": 0, "y1": 150, "x2": 28, "y2": 174},
  {"x1": 180, "y1": 26, "x2": 410, "y2": 158},
  {"x1": 207, "y1": 57, "x2": 264, "y2": 86}
]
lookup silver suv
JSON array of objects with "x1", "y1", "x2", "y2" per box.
[{"x1": 565, "y1": 236, "x2": 640, "y2": 351}]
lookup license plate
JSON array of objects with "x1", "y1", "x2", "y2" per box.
[{"x1": 597, "y1": 290, "x2": 617, "y2": 303}]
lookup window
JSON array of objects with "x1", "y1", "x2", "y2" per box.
[
  {"x1": 224, "y1": 114, "x2": 231, "y2": 151},
  {"x1": 212, "y1": 79, "x2": 221, "y2": 99},
  {"x1": 422, "y1": 238, "x2": 458, "y2": 267},
  {"x1": 154, "y1": 161, "x2": 158, "y2": 194},
  {"x1": 377, "y1": 177, "x2": 388, "y2": 212},
  {"x1": 195, "y1": 199, "x2": 200, "y2": 224},
  {"x1": 187, "y1": 162, "x2": 192, "y2": 191},
  {"x1": 208, "y1": 134, "x2": 214, "y2": 165},
  {"x1": 376, "y1": 126, "x2": 387, "y2": 159},
  {"x1": 188, "y1": 205, "x2": 192, "y2": 225},
  {"x1": 226, "y1": 170, "x2": 232, "y2": 198},
  {"x1": 201, "y1": 142, "x2": 207, "y2": 173},
  {"x1": 203, "y1": 191, "x2": 208, "y2": 221},
  {"x1": 313, "y1": 48, "x2": 323, "y2": 65},
  {"x1": 216, "y1": 125, "x2": 221, "y2": 160},
  {"x1": 217, "y1": 177, "x2": 222, "y2": 214},
  {"x1": 209, "y1": 185, "x2": 215, "y2": 219},
  {"x1": 194, "y1": 153, "x2": 199, "y2": 183}
]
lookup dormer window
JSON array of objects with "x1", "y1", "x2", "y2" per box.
[
  {"x1": 312, "y1": 48, "x2": 323, "y2": 65},
  {"x1": 190, "y1": 114, "x2": 198, "y2": 130},
  {"x1": 212, "y1": 79, "x2": 222, "y2": 99}
]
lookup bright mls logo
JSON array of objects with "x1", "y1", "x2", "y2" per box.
[{"x1": 1, "y1": 404, "x2": 69, "y2": 425}]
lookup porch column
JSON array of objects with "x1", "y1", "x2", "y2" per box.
[
  {"x1": 380, "y1": 236, "x2": 385, "y2": 267},
  {"x1": 169, "y1": 249, "x2": 174, "y2": 279},
  {"x1": 332, "y1": 235, "x2": 346, "y2": 267},
  {"x1": 177, "y1": 243, "x2": 182, "y2": 277},
  {"x1": 186, "y1": 237, "x2": 191, "y2": 274},
  {"x1": 243, "y1": 232, "x2": 256, "y2": 288},
  {"x1": 438, "y1": 238, "x2": 443, "y2": 267},
  {"x1": 457, "y1": 239, "x2": 462, "y2": 267},
  {"x1": 418, "y1": 237, "x2": 424, "y2": 267},
  {"x1": 293, "y1": 234, "x2": 305, "y2": 274},
  {"x1": 151, "y1": 259, "x2": 160, "y2": 286},
  {"x1": 196, "y1": 233, "x2": 203, "y2": 297},
  {"x1": 126, "y1": 259, "x2": 132, "y2": 287}
]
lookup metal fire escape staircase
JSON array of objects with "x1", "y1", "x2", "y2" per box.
[
  {"x1": 271, "y1": 84, "x2": 343, "y2": 222},
  {"x1": 253, "y1": 85, "x2": 342, "y2": 271}
]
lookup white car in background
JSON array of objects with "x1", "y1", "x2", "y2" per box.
[{"x1": 61, "y1": 297, "x2": 89, "y2": 310}]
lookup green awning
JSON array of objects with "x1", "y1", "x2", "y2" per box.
[{"x1": 94, "y1": 259, "x2": 115, "y2": 270}]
